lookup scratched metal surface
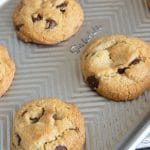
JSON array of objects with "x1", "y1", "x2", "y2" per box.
[{"x1": 0, "y1": 0, "x2": 150, "y2": 150}]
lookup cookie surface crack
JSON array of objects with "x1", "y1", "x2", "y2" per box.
[{"x1": 43, "y1": 127, "x2": 78, "y2": 150}]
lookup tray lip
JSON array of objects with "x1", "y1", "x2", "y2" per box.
[
  {"x1": 118, "y1": 112, "x2": 150, "y2": 150},
  {"x1": 0, "y1": 0, "x2": 150, "y2": 149},
  {"x1": 0, "y1": 0, "x2": 10, "y2": 7}
]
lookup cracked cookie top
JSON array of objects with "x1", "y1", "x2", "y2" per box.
[
  {"x1": 0, "y1": 45, "x2": 15, "y2": 97},
  {"x1": 11, "y1": 98, "x2": 85, "y2": 150},
  {"x1": 13, "y1": 0, "x2": 84, "y2": 44},
  {"x1": 81, "y1": 35, "x2": 150, "y2": 101}
]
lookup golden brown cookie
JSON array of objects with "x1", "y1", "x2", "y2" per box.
[
  {"x1": 0, "y1": 45, "x2": 15, "y2": 97},
  {"x1": 80, "y1": 35, "x2": 150, "y2": 101},
  {"x1": 147, "y1": 0, "x2": 150, "y2": 9},
  {"x1": 13, "y1": 0, "x2": 84, "y2": 44},
  {"x1": 11, "y1": 98, "x2": 85, "y2": 150}
]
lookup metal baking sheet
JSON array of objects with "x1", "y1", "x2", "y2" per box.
[{"x1": 0, "y1": 0, "x2": 150, "y2": 149}]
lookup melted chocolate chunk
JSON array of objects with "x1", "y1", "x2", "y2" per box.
[
  {"x1": 21, "y1": 110, "x2": 27, "y2": 117},
  {"x1": 69, "y1": 127, "x2": 79, "y2": 133},
  {"x1": 118, "y1": 58, "x2": 140, "y2": 74},
  {"x1": 45, "y1": 19, "x2": 57, "y2": 29},
  {"x1": 91, "y1": 52, "x2": 96, "y2": 56},
  {"x1": 30, "y1": 117, "x2": 39, "y2": 123},
  {"x1": 32, "y1": 14, "x2": 43, "y2": 22},
  {"x1": 85, "y1": 53, "x2": 89, "y2": 58},
  {"x1": 15, "y1": 24, "x2": 24, "y2": 31},
  {"x1": 53, "y1": 113, "x2": 63, "y2": 120},
  {"x1": 53, "y1": 113, "x2": 59, "y2": 120},
  {"x1": 53, "y1": 114, "x2": 57, "y2": 120},
  {"x1": 16, "y1": 134, "x2": 21, "y2": 146},
  {"x1": 129, "y1": 58, "x2": 140, "y2": 66},
  {"x1": 118, "y1": 68, "x2": 127, "y2": 74},
  {"x1": 30, "y1": 108, "x2": 45, "y2": 124},
  {"x1": 56, "y1": 2, "x2": 68, "y2": 13},
  {"x1": 55, "y1": 145, "x2": 67, "y2": 150},
  {"x1": 87, "y1": 76, "x2": 99, "y2": 89}
]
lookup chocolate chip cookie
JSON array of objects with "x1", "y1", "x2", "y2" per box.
[
  {"x1": 13, "y1": 0, "x2": 84, "y2": 44},
  {"x1": 147, "y1": 0, "x2": 150, "y2": 9},
  {"x1": 0, "y1": 45, "x2": 15, "y2": 97},
  {"x1": 81, "y1": 35, "x2": 150, "y2": 101},
  {"x1": 11, "y1": 98, "x2": 85, "y2": 150}
]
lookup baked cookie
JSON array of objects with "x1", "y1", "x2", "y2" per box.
[
  {"x1": 147, "y1": 0, "x2": 150, "y2": 9},
  {"x1": 0, "y1": 45, "x2": 15, "y2": 97},
  {"x1": 11, "y1": 98, "x2": 85, "y2": 150},
  {"x1": 13, "y1": 0, "x2": 84, "y2": 44},
  {"x1": 81, "y1": 35, "x2": 150, "y2": 101}
]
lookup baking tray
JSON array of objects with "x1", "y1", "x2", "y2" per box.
[{"x1": 0, "y1": 0, "x2": 150, "y2": 149}]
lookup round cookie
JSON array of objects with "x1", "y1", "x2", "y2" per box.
[
  {"x1": 13, "y1": 0, "x2": 84, "y2": 44},
  {"x1": 80, "y1": 35, "x2": 150, "y2": 101},
  {"x1": 11, "y1": 98, "x2": 85, "y2": 150},
  {"x1": 0, "y1": 45, "x2": 15, "y2": 97}
]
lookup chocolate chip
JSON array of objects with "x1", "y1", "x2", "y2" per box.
[
  {"x1": 15, "y1": 24, "x2": 24, "y2": 31},
  {"x1": 87, "y1": 76, "x2": 99, "y2": 89},
  {"x1": 55, "y1": 145, "x2": 67, "y2": 150},
  {"x1": 30, "y1": 108, "x2": 45, "y2": 124},
  {"x1": 21, "y1": 110, "x2": 27, "y2": 117},
  {"x1": 129, "y1": 58, "x2": 140, "y2": 66},
  {"x1": 53, "y1": 114, "x2": 58, "y2": 120},
  {"x1": 118, "y1": 68, "x2": 127, "y2": 74},
  {"x1": 85, "y1": 53, "x2": 89, "y2": 58},
  {"x1": 118, "y1": 58, "x2": 140, "y2": 74},
  {"x1": 30, "y1": 117, "x2": 39, "y2": 123},
  {"x1": 45, "y1": 19, "x2": 57, "y2": 29},
  {"x1": 32, "y1": 14, "x2": 43, "y2": 23},
  {"x1": 91, "y1": 52, "x2": 96, "y2": 56},
  {"x1": 53, "y1": 113, "x2": 63, "y2": 120},
  {"x1": 69, "y1": 127, "x2": 79, "y2": 133},
  {"x1": 16, "y1": 134, "x2": 21, "y2": 146},
  {"x1": 56, "y1": 2, "x2": 68, "y2": 13}
]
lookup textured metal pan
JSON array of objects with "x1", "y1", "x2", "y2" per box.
[{"x1": 0, "y1": 0, "x2": 150, "y2": 150}]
